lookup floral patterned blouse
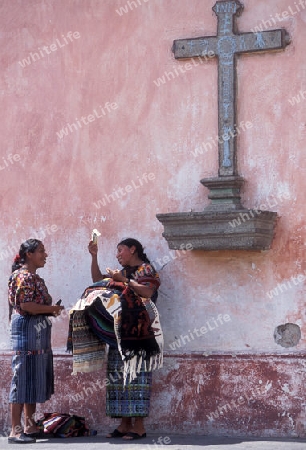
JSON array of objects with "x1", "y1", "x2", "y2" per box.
[
  {"x1": 8, "y1": 268, "x2": 52, "y2": 316},
  {"x1": 125, "y1": 263, "x2": 160, "y2": 303},
  {"x1": 132, "y1": 263, "x2": 160, "y2": 287}
]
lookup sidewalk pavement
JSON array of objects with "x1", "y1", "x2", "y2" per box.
[{"x1": 1, "y1": 433, "x2": 306, "y2": 449}]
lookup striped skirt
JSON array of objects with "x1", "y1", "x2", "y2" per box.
[
  {"x1": 106, "y1": 347, "x2": 152, "y2": 417},
  {"x1": 9, "y1": 314, "x2": 54, "y2": 404}
]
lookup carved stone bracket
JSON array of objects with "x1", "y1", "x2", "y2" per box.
[
  {"x1": 157, "y1": 175, "x2": 278, "y2": 251},
  {"x1": 157, "y1": 175, "x2": 277, "y2": 251},
  {"x1": 156, "y1": 209, "x2": 277, "y2": 251}
]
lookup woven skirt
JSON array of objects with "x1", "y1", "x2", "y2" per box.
[
  {"x1": 9, "y1": 314, "x2": 54, "y2": 404},
  {"x1": 106, "y1": 347, "x2": 152, "y2": 417}
]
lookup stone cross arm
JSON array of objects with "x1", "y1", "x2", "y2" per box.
[{"x1": 172, "y1": 29, "x2": 290, "y2": 60}]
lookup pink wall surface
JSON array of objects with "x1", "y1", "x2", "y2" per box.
[{"x1": 1, "y1": 0, "x2": 306, "y2": 437}]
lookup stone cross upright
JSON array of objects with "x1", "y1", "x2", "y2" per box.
[{"x1": 173, "y1": 0, "x2": 290, "y2": 178}]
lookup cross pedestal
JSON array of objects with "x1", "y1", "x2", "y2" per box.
[{"x1": 157, "y1": 0, "x2": 290, "y2": 250}]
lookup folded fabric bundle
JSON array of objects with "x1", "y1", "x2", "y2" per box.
[
  {"x1": 37, "y1": 412, "x2": 96, "y2": 438},
  {"x1": 67, "y1": 278, "x2": 163, "y2": 383}
]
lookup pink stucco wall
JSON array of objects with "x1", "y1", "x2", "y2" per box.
[{"x1": 1, "y1": 0, "x2": 306, "y2": 437}]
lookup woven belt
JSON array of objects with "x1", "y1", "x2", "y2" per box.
[{"x1": 15, "y1": 349, "x2": 52, "y2": 356}]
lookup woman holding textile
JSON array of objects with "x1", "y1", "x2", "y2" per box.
[
  {"x1": 8, "y1": 239, "x2": 64, "y2": 444},
  {"x1": 88, "y1": 237, "x2": 161, "y2": 440}
]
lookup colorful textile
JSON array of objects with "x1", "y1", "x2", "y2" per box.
[
  {"x1": 68, "y1": 307, "x2": 107, "y2": 374},
  {"x1": 106, "y1": 347, "x2": 152, "y2": 417},
  {"x1": 9, "y1": 313, "x2": 54, "y2": 403},
  {"x1": 37, "y1": 412, "x2": 96, "y2": 437},
  {"x1": 68, "y1": 263, "x2": 163, "y2": 383},
  {"x1": 67, "y1": 280, "x2": 119, "y2": 373},
  {"x1": 8, "y1": 268, "x2": 52, "y2": 316}
]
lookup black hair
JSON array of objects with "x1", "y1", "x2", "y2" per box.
[
  {"x1": 117, "y1": 238, "x2": 151, "y2": 264},
  {"x1": 12, "y1": 239, "x2": 42, "y2": 273},
  {"x1": 118, "y1": 237, "x2": 158, "y2": 304}
]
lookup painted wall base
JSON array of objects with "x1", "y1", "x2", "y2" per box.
[{"x1": 1, "y1": 353, "x2": 305, "y2": 438}]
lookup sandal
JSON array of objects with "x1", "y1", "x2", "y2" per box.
[
  {"x1": 107, "y1": 428, "x2": 127, "y2": 438},
  {"x1": 8, "y1": 432, "x2": 36, "y2": 444},
  {"x1": 123, "y1": 431, "x2": 147, "y2": 440}
]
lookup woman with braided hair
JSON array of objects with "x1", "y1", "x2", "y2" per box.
[
  {"x1": 8, "y1": 239, "x2": 64, "y2": 444},
  {"x1": 80, "y1": 237, "x2": 163, "y2": 440},
  {"x1": 68, "y1": 238, "x2": 163, "y2": 439}
]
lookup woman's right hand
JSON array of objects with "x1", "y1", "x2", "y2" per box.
[
  {"x1": 106, "y1": 268, "x2": 126, "y2": 282},
  {"x1": 88, "y1": 240, "x2": 98, "y2": 256}
]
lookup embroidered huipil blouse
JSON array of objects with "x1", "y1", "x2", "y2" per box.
[{"x1": 8, "y1": 268, "x2": 52, "y2": 316}]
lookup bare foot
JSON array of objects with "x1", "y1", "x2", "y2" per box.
[
  {"x1": 106, "y1": 419, "x2": 132, "y2": 438},
  {"x1": 24, "y1": 426, "x2": 41, "y2": 435}
]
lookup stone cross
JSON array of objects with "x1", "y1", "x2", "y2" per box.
[
  {"x1": 172, "y1": 0, "x2": 290, "y2": 177},
  {"x1": 157, "y1": 1, "x2": 290, "y2": 250}
]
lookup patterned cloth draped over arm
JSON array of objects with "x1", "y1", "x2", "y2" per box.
[{"x1": 68, "y1": 263, "x2": 163, "y2": 383}]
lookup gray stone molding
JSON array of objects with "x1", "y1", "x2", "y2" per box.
[{"x1": 156, "y1": 209, "x2": 278, "y2": 251}]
